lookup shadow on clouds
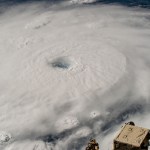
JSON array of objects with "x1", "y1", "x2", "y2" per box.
[{"x1": 39, "y1": 98, "x2": 149, "y2": 150}]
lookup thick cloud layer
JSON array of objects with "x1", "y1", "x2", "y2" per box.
[{"x1": 0, "y1": 1, "x2": 150, "y2": 150}]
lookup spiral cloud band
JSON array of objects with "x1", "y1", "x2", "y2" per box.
[{"x1": 0, "y1": 1, "x2": 150, "y2": 150}]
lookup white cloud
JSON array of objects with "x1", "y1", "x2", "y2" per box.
[{"x1": 0, "y1": 2, "x2": 149, "y2": 150}]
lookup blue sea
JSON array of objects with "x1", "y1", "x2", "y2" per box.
[{"x1": 0, "y1": 0, "x2": 150, "y2": 8}]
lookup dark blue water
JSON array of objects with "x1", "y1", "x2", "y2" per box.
[
  {"x1": 0, "y1": 0, "x2": 150, "y2": 8},
  {"x1": 95, "y1": 0, "x2": 150, "y2": 8}
]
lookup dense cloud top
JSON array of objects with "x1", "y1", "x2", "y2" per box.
[{"x1": 0, "y1": 1, "x2": 149, "y2": 150}]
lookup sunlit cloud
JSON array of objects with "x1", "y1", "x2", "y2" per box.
[{"x1": 0, "y1": 1, "x2": 149, "y2": 150}]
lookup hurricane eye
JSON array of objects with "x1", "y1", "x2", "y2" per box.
[{"x1": 50, "y1": 57, "x2": 71, "y2": 70}]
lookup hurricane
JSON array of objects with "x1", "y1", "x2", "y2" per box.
[{"x1": 0, "y1": 0, "x2": 150, "y2": 150}]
